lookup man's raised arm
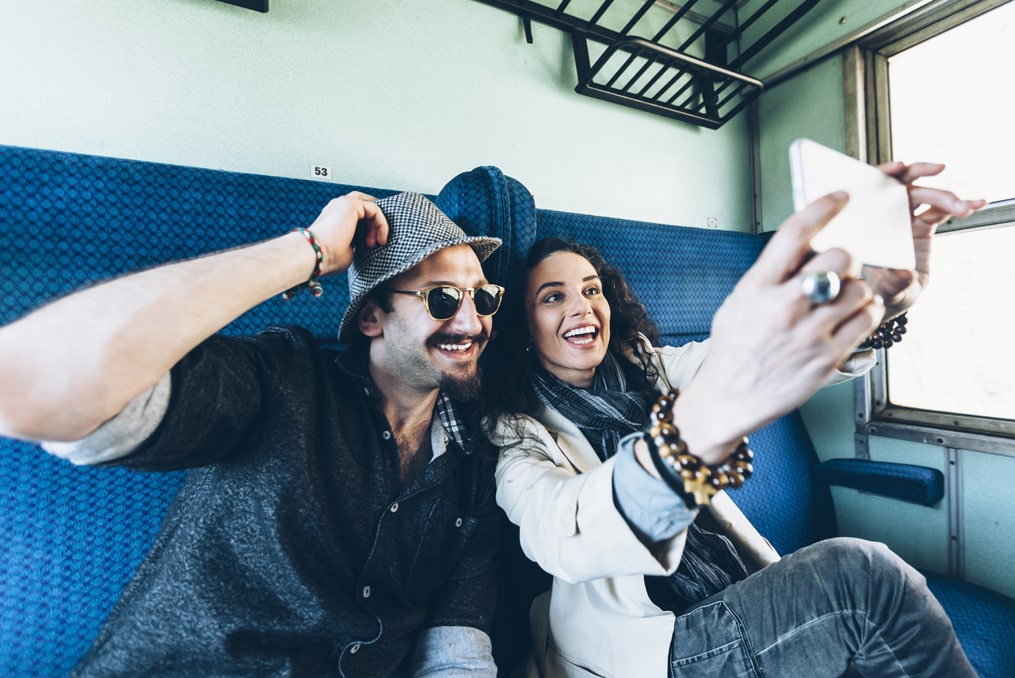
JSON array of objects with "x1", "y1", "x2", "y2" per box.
[{"x1": 0, "y1": 192, "x2": 387, "y2": 443}]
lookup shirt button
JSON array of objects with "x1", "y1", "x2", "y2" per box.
[
  {"x1": 454, "y1": 517, "x2": 463, "y2": 527},
  {"x1": 350, "y1": 643, "x2": 361, "y2": 654},
  {"x1": 382, "y1": 430, "x2": 392, "y2": 440},
  {"x1": 389, "y1": 502, "x2": 399, "y2": 513},
  {"x1": 362, "y1": 585, "x2": 371, "y2": 598}
]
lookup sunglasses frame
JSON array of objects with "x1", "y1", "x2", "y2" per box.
[{"x1": 387, "y1": 284, "x2": 505, "y2": 321}]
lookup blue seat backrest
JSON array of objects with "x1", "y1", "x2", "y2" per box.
[
  {"x1": 0, "y1": 145, "x2": 383, "y2": 675},
  {"x1": 536, "y1": 208, "x2": 767, "y2": 345},
  {"x1": 437, "y1": 165, "x2": 536, "y2": 291},
  {"x1": 724, "y1": 411, "x2": 837, "y2": 553},
  {"x1": 0, "y1": 144, "x2": 393, "y2": 343}
]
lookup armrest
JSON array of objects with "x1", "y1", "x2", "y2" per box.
[{"x1": 813, "y1": 458, "x2": 944, "y2": 507}]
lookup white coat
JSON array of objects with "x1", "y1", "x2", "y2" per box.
[{"x1": 492, "y1": 340, "x2": 873, "y2": 677}]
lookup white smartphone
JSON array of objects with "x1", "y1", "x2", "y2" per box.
[{"x1": 789, "y1": 138, "x2": 914, "y2": 270}]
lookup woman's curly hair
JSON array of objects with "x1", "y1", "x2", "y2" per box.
[{"x1": 481, "y1": 237, "x2": 661, "y2": 423}]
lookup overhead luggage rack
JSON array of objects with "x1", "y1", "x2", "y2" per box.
[{"x1": 473, "y1": 0, "x2": 821, "y2": 129}]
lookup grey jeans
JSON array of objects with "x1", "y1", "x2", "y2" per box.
[{"x1": 669, "y1": 537, "x2": 975, "y2": 677}]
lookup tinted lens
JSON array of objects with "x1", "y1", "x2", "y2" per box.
[
  {"x1": 474, "y1": 285, "x2": 503, "y2": 316},
  {"x1": 426, "y1": 286, "x2": 463, "y2": 320}
]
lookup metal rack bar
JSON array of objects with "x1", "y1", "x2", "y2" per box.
[
  {"x1": 472, "y1": 0, "x2": 819, "y2": 128},
  {"x1": 573, "y1": 34, "x2": 762, "y2": 129}
]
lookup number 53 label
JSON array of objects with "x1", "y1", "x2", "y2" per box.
[{"x1": 310, "y1": 165, "x2": 332, "y2": 180}]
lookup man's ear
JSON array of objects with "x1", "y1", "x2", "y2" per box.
[{"x1": 357, "y1": 299, "x2": 384, "y2": 338}]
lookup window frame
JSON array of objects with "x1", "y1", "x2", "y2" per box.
[{"x1": 853, "y1": 0, "x2": 1015, "y2": 458}]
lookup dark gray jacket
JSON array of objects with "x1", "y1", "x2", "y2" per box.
[{"x1": 72, "y1": 327, "x2": 500, "y2": 677}]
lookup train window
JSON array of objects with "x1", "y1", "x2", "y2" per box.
[{"x1": 861, "y1": 0, "x2": 1015, "y2": 449}]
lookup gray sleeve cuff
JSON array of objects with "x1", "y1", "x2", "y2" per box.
[
  {"x1": 613, "y1": 432, "x2": 696, "y2": 543},
  {"x1": 411, "y1": 625, "x2": 496, "y2": 677},
  {"x1": 42, "y1": 372, "x2": 172, "y2": 465}
]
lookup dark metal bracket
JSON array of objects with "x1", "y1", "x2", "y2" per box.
[
  {"x1": 472, "y1": 0, "x2": 821, "y2": 128},
  {"x1": 218, "y1": 0, "x2": 268, "y2": 13}
]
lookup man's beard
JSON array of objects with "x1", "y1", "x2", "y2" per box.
[
  {"x1": 431, "y1": 331, "x2": 487, "y2": 402},
  {"x1": 439, "y1": 365, "x2": 482, "y2": 402}
]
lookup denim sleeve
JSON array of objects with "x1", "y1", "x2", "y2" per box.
[
  {"x1": 410, "y1": 625, "x2": 496, "y2": 677},
  {"x1": 613, "y1": 432, "x2": 696, "y2": 543},
  {"x1": 41, "y1": 372, "x2": 171, "y2": 465}
]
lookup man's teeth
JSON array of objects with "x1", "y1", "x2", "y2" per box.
[{"x1": 438, "y1": 340, "x2": 472, "y2": 352}]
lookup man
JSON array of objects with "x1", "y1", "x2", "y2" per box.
[{"x1": 0, "y1": 191, "x2": 504, "y2": 676}]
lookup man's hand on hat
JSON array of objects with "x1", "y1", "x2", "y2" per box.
[{"x1": 305, "y1": 192, "x2": 389, "y2": 276}]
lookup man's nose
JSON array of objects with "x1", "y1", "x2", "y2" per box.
[{"x1": 448, "y1": 292, "x2": 483, "y2": 334}]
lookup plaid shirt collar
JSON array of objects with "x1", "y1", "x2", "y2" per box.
[{"x1": 434, "y1": 390, "x2": 469, "y2": 453}]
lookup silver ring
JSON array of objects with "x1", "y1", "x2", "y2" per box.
[{"x1": 800, "y1": 271, "x2": 841, "y2": 305}]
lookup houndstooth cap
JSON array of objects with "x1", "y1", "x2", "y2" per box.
[{"x1": 338, "y1": 192, "x2": 502, "y2": 343}]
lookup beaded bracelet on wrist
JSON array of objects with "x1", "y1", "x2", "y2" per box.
[
  {"x1": 643, "y1": 389, "x2": 754, "y2": 509},
  {"x1": 282, "y1": 227, "x2": 324, "y2": 300},
  {"x1": 859, "y1": 312, "x2": 908, "y2": 349}
]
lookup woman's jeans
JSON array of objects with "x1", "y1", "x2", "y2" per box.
[{"x1": 668, "y1": 537, "x2": 975, "y2": 677}]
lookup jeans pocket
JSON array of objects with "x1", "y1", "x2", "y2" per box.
[{"x1": 670, "y1": 601, "x2": 759, "y2": 677}]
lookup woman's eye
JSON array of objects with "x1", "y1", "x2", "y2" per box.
[
  {"x1": 543, "y1": 292, "x2": 562, "y2": 303},
  {"x1": 584, "y1": 287, "x2": 602, "y2": 297}
]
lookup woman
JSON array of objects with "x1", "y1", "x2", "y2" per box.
[{"x1": 485, "y1": 164, "x2": 983, "y2": 677}]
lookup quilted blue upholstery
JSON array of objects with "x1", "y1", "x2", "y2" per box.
[
  {"x1": 437, "y1": 165, "x2": 536, "y2": 292},
  {"x1": 0, "y1": 145, "x2": 392, "y2": 345},
  {"x1": 925, "y1": 572, "x2": 1015, "y2": 678},
  {"x1": 726, "y1": 412, "x2": 838, "y2": 554},
  {"x1": 0, "y1": 440, "x2": 185, "y2": 676}
]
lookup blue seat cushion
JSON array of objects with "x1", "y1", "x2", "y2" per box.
[
  {"x1": 924, "y1": 571, "x2": 1015, "y2": 678},
  {"x1": 0, "y1": 440, "x2": 185, "y2": 676}
]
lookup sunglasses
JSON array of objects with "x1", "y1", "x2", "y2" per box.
[{"x1": 387, "y1": 284, "x2": 505, "y2": 321}]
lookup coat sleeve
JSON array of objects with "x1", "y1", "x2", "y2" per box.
[{"x1": 492, "y1": 415, "x2": 687, "y2": 584}]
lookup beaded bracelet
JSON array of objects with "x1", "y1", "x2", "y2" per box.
[
  {"x1": 859, "y1": 312, "x2": 908, "y2": 349},
  {"x1": 281, "y1": 227, "x2": 324, "y2": 300},
  {"x1": 644, "y1": 389, "x2": 754, "y2": 509}
]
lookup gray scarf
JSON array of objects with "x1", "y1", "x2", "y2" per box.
[{"x1": 530, "y1": 351, "x2": 651, "y2": 462}]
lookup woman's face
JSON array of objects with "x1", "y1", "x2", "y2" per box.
[{"x1": 525, "y1": 251, "x2": 611, "y2": 388}]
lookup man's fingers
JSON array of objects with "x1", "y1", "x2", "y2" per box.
[{"x1": 361, "y1": 201, "x2": 389, "y2": 247}]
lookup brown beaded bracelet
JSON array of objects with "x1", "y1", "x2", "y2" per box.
[
  {"x1": 643, "y1": 389, "x2": 754, "y2": 509},
  {"x1": 859, "y1": 312, "x2": 908, "y2": 349}
]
